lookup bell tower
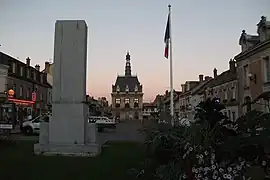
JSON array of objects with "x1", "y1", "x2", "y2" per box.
[{"x1": 125, "y1": 51, "x2": 131, "y2": 76}]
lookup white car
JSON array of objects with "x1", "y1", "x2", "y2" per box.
[
  {"x1": 21, "y1": 115, "x2": 50, "y2": 135},
  {"x1": 88, "y1": 116, "x2": 116, "y2": 132}
]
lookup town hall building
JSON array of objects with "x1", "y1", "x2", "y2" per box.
[{"x1": 111, "y1": 52, "x2": 143, "y2": 121}]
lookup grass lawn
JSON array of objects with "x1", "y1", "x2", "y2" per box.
[{"x1": 0, "y1": 141, "x2": 144, "y2": 180}]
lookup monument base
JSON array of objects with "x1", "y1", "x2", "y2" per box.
[
  {"x1": 34, "y1": 143, "x2": 101, "y2": 157},
  {"x1": 33, "y1": 122, "x2": 101, "y2": 157}
]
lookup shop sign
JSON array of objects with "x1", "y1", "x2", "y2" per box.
[{"x1": 32, "y1": 92, "x2": 36, "y2": 102}]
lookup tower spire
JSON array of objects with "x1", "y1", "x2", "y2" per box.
[{"x1": 125, "y1": 51, "x2": 131, "y2": 76}]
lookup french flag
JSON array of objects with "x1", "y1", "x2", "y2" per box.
[{"x1": 164, "y1": 14, "x2": 170, "y2": 59}]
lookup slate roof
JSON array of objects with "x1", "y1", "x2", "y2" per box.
[
  {"x1": 112, "y1": 75, "x2": 142, "y2": 92},
  {"x1": 206, "y1": 70, "x2": 237, "y2": 89},
  {"x1": 192, "y1": 78, "x2": 213, "y2": 95},
  {"x1": 164, "y1": 91, "x2": 182, "y2": 104}
]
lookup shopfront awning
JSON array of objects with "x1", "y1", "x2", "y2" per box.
[{"x1": 8, "y1": 98, "x2": 35, "y2": 105}]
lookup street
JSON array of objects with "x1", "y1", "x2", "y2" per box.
[{"x1": 10, "y1": 120, "x2": 145, "y2": 144}]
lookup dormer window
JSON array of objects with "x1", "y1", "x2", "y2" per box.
[
  {"x1": 116, "y1": 85, "x2": 120, "y2": 92},
  {"x1": 125, "y1": 85, "x2": 129, "y2": 92},
  {"x1": 134, "y1": 85, "x2": 138, "y2": 92}
]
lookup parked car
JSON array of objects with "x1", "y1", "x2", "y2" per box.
[
  {"x1": 21, "y1": 115, "x2": 50, "y2": 135},
  {"x1": 88, "y1": 116, "x2": 116, "y2": 132}
]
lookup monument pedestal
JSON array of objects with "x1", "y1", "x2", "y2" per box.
[
  {"x1": 34, "y1": 119, "x2": 101, "y2": 157},
  {"x1": 34, "y1": 20, "x2": 101, "y2": 156}
]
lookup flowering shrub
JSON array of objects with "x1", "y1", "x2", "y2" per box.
[
  {"x1": 131, "y1": 98, "x2": 270, "y2": 180},
  {"x1": 180, "y1": 144, "x2": 252, "y2": 179}
]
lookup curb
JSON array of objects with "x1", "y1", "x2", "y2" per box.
[{"x1": 10, "y1": 132, "x2": 22, "y2": 135}]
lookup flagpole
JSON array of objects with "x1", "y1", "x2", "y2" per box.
[{"x1": 168, "y1": 4, "x2": 174, "y2": 127}]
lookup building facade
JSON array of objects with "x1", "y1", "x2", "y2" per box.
[
  {"x1": 178, "y1": 81, "x2": 200, "y2": 120},
  {"x1": 0, "y1": 64, "x2": 8, "y2": 94},
  {"x1": 205, "y1": 60, "x2": 239, "y2": 121},
  {"x1": 0, "y1": 52, "x2": 51, "y2": 121},
  {"x1": 142, "y1": 102, "x2": 158, "y2": 118},
  {"x1": 189, "y1": 75, "x2": 213, "y2": 118},
  {"x1": 111, "y1": 52, "x2": 143, "y2": 121},
  {"x1": 235, "y1": 16, "x2": 270, "y2": 115},
  {"x1": 42, "y1": 61, "x2": 53, "y2": 111}
]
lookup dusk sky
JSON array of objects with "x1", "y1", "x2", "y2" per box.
[{"x1": 1, "y1": 0, "x2": 270, "y2": 102}]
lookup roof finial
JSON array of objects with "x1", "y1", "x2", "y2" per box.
[{"x1": 126, "y1": 51, "x2": 130, "y2": 60}]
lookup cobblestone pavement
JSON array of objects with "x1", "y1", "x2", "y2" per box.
[{"x1": 10, "y1": 120, "x2": 145, "y2": 144}]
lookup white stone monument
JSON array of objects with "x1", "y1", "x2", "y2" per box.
[{"x1": 34, "y1": 20, "x2": 101, "y2": 156}]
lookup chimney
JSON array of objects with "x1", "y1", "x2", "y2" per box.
[
  {"x1": 213, "y1": 68, "x2": 217, "y2": 78},
  {"x1": 35, "y1": 64, "x2": 40, "y2": 71},
  {"x1": 44, "y1": 61, "x2": 50, "y2": 73},
  {"x1": 229, "y1": 59, "x2": 236, "y2": 72},
  {"x1": 199, "y1": 74, "x2": 204, "y2": 82},
  {"x1": 181, "y1": 84, "x2": 185, "y2": 93},
  {"x1": 26, "y1": 57, "x2": 30, "y2": 66}
]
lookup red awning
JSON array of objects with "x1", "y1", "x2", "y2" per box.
[{"x1": 8, "y1": 98, "x2": 35, "y2": 105}]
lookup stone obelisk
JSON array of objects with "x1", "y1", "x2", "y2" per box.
[{"x1": 34, "y1": 20, "x2": 101, "y2": 156}]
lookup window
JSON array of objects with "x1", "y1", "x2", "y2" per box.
[
  {"x1": 124, "y1": 98, "x2": 130, "y2": 104},
  {"x1": 134, "y1": 85, "x2": 138, "y2": 92},
  {"x1": 20, "y1": 66, "x2": 23, "y2": 76},
  {"x1": 264, "y1": 56, "x2": 270, "y2": 82},
  {"x1": 27, "y1": 88, "x2": 30, "y2": 99},
  {"x1": 19, "y1": 86, "x2": 23, "y2": 97},
  {"x1": 32, "y1": 117, "x2": 41, "y2": 123},
  {"x1": 11, "y1": 62, "x2": 16, "y2": 73},
  {"x1": 125, "y1": 85, "x2": 129, "y2": 92},
  {"x1": 115, "y1": 98, "x2": 120, "y2": 108},
  {"x1": 232, "y1": 88, "x2": 236, "y2": 100},
  {"x1": 27, "y1": 69, "x2": 30, "y2": 78},
  {"x1": 228, "y1": 110, "x2": 231, "y2": 121},
  {"x1": 232, "y1": 112, "x2": 236, "y2": 121},
  {"x1": 116, "y1": 85, "x2": 120, "y2": 92},
  {"x1": 224, "y1": 89, "x2": 228, "y2": 100},
  {"x1": 33, "y1": 72, "x2": 36, "y2": 80},
  {"x1": 134, "y1": 98, "x2": 139, "y2": 108},
  {"x1": 13, "y1": 84, "x2": 16, "y2": 91},
  {"x1": 243, "y1": 65, "x2": 249, "y2": 87},
  {"x1": 124, "y1": 98, "x2": 130, "y2": 108}
]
